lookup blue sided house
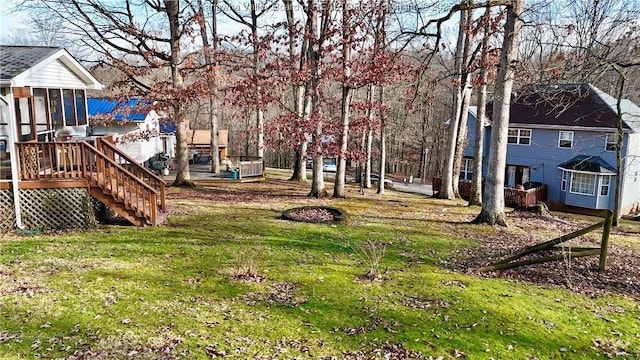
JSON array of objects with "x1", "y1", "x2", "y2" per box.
[{"x1": 464, "y1": 83, "x2": 640, "y2": 214}]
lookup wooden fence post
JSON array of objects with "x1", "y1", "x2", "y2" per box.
[{"x1": 599, "y1": 210, "x2": 613, "y2": 271}]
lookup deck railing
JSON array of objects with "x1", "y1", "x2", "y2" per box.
[
  {"x1": 227, "y1": 155, "x2": 264, "y2": 178},
  {"x1": 16, "y1": 141, "x2": 160, "y2": 225},
  {"x1": 432, "y1": 177, "x2": 548, "y2": 208},
  {"x1": 504, "y1": 185, "x2": 548, "y2": 208},
  {"x1": 96, "y1": 137, "x2": 166, "y2": 212}
]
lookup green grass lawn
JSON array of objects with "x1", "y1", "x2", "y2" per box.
[{"x1": 1, "y1": 173, "x2": 639, "y2": 359}]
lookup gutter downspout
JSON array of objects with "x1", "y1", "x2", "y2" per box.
[{"x1": 3, "y1": 88, "x2": 24, "y2": 229}]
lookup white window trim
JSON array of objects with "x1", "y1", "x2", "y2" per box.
[
  {"x1": 558, "y1": 131, "x2": 574, "y2": 149},
  {"x1": 605, "y1": 133, "x2": 617, "y2": 152},
  {"x1": 508, "y1": 128, "x2": 531, "y2": 146},
  {"x1": 561, "y1": 171, "x2": 567, "y2": 192},
  {"x1": 460, "y1": 158, "x2": 473, "y2": 181},
  {"x1": 569, "y1": 172, "x2": 596, "y2": 196},
  {"x1": 599, "y1": 175, "x2": 611, "y2": 197}
]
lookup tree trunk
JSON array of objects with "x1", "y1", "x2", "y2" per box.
[
  {"x1": 165, "y1": 0, "x2": 192, "y2": 186},
  {"x1": 474, "y1": 0, "x2": 525, "y2": 226},
  {"x1": 439, "y1": 6, "x2": 470, "y2": 200},
  {"x1": 469, "y1": 5, "x2": 491, "y2": 206},
  {"x1": 290, "y1": 141, "x2": 308, "y2": 182},
  {"x1": 284, "y1": 0, "x2": 307, "y2": 182},
  {"x1": 377, "y1": 87, "x2": 386, "y2": 195},
  {"x1": 452, "y1": 4, "x2": 475, "y2": 196},
  {"x1": 612, "y1": 66, "x2": 626, "y2": 227},
  {"x1": 469, "y1": 76, "x2": 487, "y2": 206},
  {"x1": 250, "y1": 0, "x2": 264, "y2": 158},
  {"x1": 333, "y1": 3, "x2": 353, "y2": 198},
  {"x1": 195, "y1": 0, "x2": 220, "y2": 174},
  {"x1": 452, "y1": 85, "x2": 472, "y2": 190},
  {"x1": 289, "y1": 84, "x2": 308, "y2": 181},
  {"x1": 307, "y1": 0, "x2": 327, "y2": 198},
  {"x1": 364, "y1": 84, "x2": 375, "y2": 188}
]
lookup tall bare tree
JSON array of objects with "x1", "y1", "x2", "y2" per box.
[
  {"x1": 333, "y1": 2, "x2": 353, "y2": 198},
  {"x1": 191, "y1": 0, "x2": 221, "y2": 174},
  {"x1": 439, "y1": 2, "x2": 473, "y2": 200},
  {"x1": 307, "y1": 0, "x2": 330, "y2": 198},
  {"x1": 469, "y1": 5, "x2": 493, "y2": 206},
  {"x1": 474, "y1": 0, "x2": 525, "y2": 225},
  {"x1": 285, "y1": 0, "x2": 309, "y2": 183},
  {"x1": 219, "y1": 0, "x2": 277, "y2": 158}
]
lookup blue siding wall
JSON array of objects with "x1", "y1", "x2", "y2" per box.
[
  {"x1": 504, "y1": 128, "x2": 619, "y2": 207},
  {"x1": 464, "y1": 117, "x2": 631, "y2": 210},
  {"x1": 562, "y1": 174, "x2": 616, "y2": 210},
  {"x1": 462, "y1": 111, "x2": 478, "y2": 157}
]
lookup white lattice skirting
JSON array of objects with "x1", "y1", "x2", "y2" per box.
[
  {"x1": 0, "y1": 189, "x2": 16, "y2": 232},
  {"x1": 19, "y1": 188, "x2": 95, "y2": 230}
]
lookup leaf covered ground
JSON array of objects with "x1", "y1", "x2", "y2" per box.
[
  {"x1": 1, "y1": 173, "x2": 639, "y2": 359},
  {"x1": 444, "y1": 210, "x2": 640, "y2": 298}
]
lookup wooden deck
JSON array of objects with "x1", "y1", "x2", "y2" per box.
[
  {"x1": 15, "y1": 139, "x2": 167, "y2": 226},
  {"x1": 162, "y1": 161, "x2": 266, "y2": 186},
  {"x1": 432, "y1": 178, "x2": 548, "y2": 208}
]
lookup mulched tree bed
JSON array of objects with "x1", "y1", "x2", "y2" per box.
[{"x1": 282, "y1": 206, "x2": 347, "y2": 223}]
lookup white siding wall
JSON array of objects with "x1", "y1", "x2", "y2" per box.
[
  {"x1": 117, "y1": 136, "x2": 163, "y2": 164},
  {"x1": 21, "y1": 61, "x2": 87, "y2": 89},
  {"x1": 621, "y1": 132, "x2": 640, "y2": 210}
]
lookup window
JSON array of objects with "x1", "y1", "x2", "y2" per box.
[
  {"x1": 600, "y1": 175, "x2": 611, "y2": 196},
  {"x1": 570, "y1": 172, "x2": 596, "y2": 195},
  {"x1": 33, "y1": 88, "x2": 49, "y2": 133},
  {"x1": 508, "y1": 128, "x2": 531, "y2": 145},
  {"x1": 75, "y1": 90, "x2": 87, "y2": 126},
  {"x1": 561, "y1": 171, "x2": 567, "y2": 191},
  {"x1": 48, "y1": 89, "x2": 62, "y2": 126},
  {"x1": 42, "y1": 88, "x2": 86, "y2": 127},
  {"x1": 15, "y1": 97, "x2": 34, "y2": 141},
  {"x1": 606, "y1": 133, "x2": 618, "y2": 151},
  {"x1": 63, "y1": 89, "x2": 75, "y2": 126},
  {"x1": 460, "y1": 158, "x2": 473, "y2": 181},
  {"x1": 558, "y1": 131, "x2": 573, "y2": 148}
]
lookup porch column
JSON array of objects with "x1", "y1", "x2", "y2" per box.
[{"x1": 3, "y1": 90, "x2": 23, "y2": 228}]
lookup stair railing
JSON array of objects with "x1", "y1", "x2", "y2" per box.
[{"x1": 95, "y1": 136, "x2": 166, "y2": 212}]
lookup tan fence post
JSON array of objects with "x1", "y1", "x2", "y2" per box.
[{"x1": 599, "y1": 210, "x2": 613, "y2": 271}]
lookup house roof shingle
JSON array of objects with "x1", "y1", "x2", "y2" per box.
[
  {"x1": 0, "y1": 45, "x2": 60, "y2": 80},
  {"x1": 488, "y1": 83, "x2": 640, "y2": 132},
  {"x1": 558, "y1": 155, "x2": 616, "y2": 174}
]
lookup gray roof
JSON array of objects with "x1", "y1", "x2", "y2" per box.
[
  {"x1": 558, "y1": 155, "x2": 616, "y2": 174},
  {"x1": 487, "y1": 83, "x2": 640, "y2": 133},
  {"x1": 0, "y1": 45, "x2": 60, "y2": 80}
]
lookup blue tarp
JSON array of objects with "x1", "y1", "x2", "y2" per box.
[{"x1": 87, "y1": 98, "x2": 148, "y2": 122}]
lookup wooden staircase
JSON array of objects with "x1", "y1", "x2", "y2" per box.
[{"x1": 16, "y1": 138, "x2": 168, "y2": 226}]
